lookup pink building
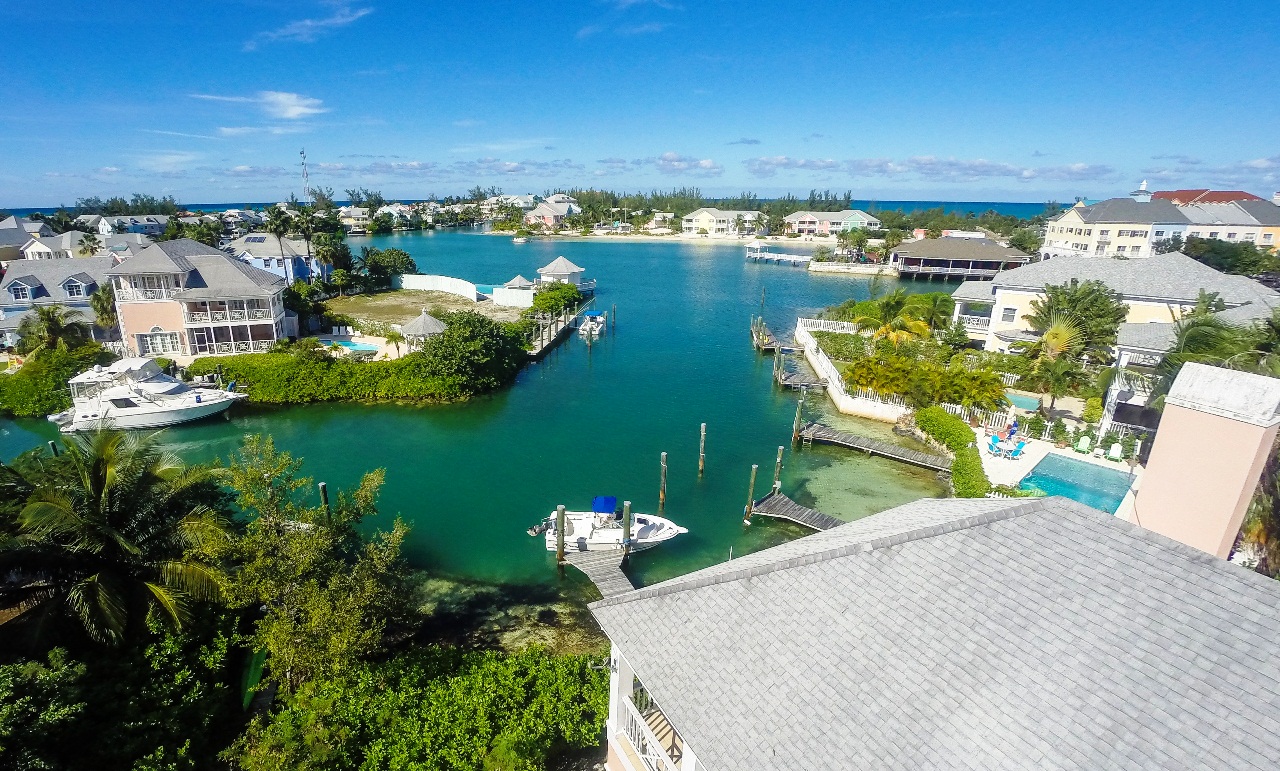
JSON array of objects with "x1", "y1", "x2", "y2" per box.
[
  {"x1": 107, "y1": 238, "x2": 293, "y2": 356},
  {"x1": 782, "y1": 209, "x2": 880, "y2": 235}
]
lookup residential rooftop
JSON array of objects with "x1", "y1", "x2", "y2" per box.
[
  {"x1": 590, "y1": 496, "x2": 1280, "y2": 771},
  {"x1": 1058, "y1": 197, "x2": 1190, "y2": 225},
  {"x1": 892, "y1": 237, "x2": 1029, "y2": 262}
]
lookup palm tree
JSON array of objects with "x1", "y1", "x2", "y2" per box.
[
  {"x1": 0, "y1": 431, "x2": 229, "y2": 644},
  {"x1": 882, "y1": 228, "x2": 905, "y2": 258},
  {"x1": 905, "y1": 294, "x2": 955, "y2": 330},
  {"x1": 733, "y1": 214, "x2": 745, "y2": 235},
  {"x1": 385, "y1": 328, "x2": 405, "y2": 357},
  {"x1": 265, "y1": 206, "x2": 292, "y2": 261},
  {"x1": 330, "y1": 269, "x2": 353, "y2": 297},
  {"x1": 77, "y1": 233, "x2": 102, "y2": 256},
  {"x1": 15, "y1": 304, "x2": 91, "y2": 354},
  {"x1": 1032, "y1": 355, "x2": 1082, "y2": 414},
  {"x1": 873, "y1": 314, "x2": 931, "y2": 346},
  {"x1": 89, "y1": 284, "x2": 118, "y2": 332},
  {"x1": 1033, "y1": 312, "x2": 1084, "y2": 361}
]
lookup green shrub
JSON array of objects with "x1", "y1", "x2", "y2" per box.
[
  {"x1": 1050, "y1": 418, "x2": 1069, "y2": 444},
  {"x1": 951, "y1": 447, "x2": 991, "y2": 498},
  {"x1": 915, "y1": 406, "x2": 992, "y2": 498},
  {"x1": 524, "y1": 283, "x2": 583, "y2": 319},
  {"x1": 992, "y1": 484, "x2": 1044, "y2": 498},
  {"x1": 0, "y1": 344, "x2": 114, "y2": 417},
  {"x1": 1023, "y1": 414, "x2": 1047, "y2": 437},
  {"x1": 188, "y1": 312, "x2": 527, "y2": 404},
  {"x1": 1082, "y1": 397, "x2": 1103, "y2": 424}
]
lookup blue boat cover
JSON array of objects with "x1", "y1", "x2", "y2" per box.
[
  {"x1": 592, "y1": 495, "x2": 618, "y2": 513},
  {"x1": 584, "y1": 310, "x2": 605, "y2": 317}
]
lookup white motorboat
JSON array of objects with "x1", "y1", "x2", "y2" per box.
[
  {"x1": 48, "y1": 358, "x2": 247, "y2": 433},
  {"x1": 512, "y1": 236, "x2": 529, "y2": 244},
  {"x1": 578, "y1": 310, "x2": 606, "y2": 337},
  {"x1": 529, "y1": 496, "x2": 687, "y2": 552}
]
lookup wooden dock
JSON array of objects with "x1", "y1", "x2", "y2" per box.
[
  {"x1": 528, "y1": 300, "x2": 596, "y2": 361},
  {"x1": 562, "y1": 550, "x2": 635, "y2": 598},
  {"x1": 799, "y1": 422, "x2": 951, "y2": 472},
  {"x1": 751, "y1": 317, "x2": 799, "y2": 353},
  {"x1": 746, "y1": 252, "x2": 811, "y2": 267},
  {"x1": 751, "y1": 490, "x2": 844, "y2": 530},
  {"x1": 774, "y1": 355, "x2": 825, "y2": 390}
]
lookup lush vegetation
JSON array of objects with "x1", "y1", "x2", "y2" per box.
[
  {"x1": 0, "y1": 432, "x2": 609, "y2": 769},
  {"x1": 1164, "y1": 236, "x2": 1280, "y2": 276},
  {"x1": 1023, "y1": 280, "x2": 1129, "y2": 363},
  {"x1": 843, "y1": 355, "x2": 1008, "y2": 411},
  {"x1": 0, "y1": 343, "x2": 114, "y2": 417},
  {"x1": 526, "y1": 283, "x2": 583, "y2": 319},
  {"x1": 914, "y1": 407, "x2": 992, "y2": 498},
  {"x1": 187, "y1": 311, "x2": 527, "y2": 404}
]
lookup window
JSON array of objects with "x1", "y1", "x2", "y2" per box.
[
  {"x1": 1085, "y1": 229, "x2": 1091, "y2": 236},
  {"x1": 1116, "y1": 246, "x2": 1127, "y2": 252},
  {"x1": 11, "y1": 285, "x2": 29, "y2": 300},
  {"x1": 64, "y1": 281, "x2": 83, "y2": 298},
  {"x1": 1001, "y1": 307, "x2": 1016, "y2": 322},
  {"x1": 109, "y1": 398, "x2": 139, "y2": 409},
  {"x1": 1265, "y1": 234, "x2": 1274, "y2": 243},
  {"x1": 1245, "y1": 233, "x2": 1256, "y2": 241},
  {"x1": 138, "y1": 331, "x2": 181, "y2": 355},
  {"x1": 1154, "y1": 230, "x2": 1165, "y2": 237},
  {"x1": 1227, "y1": 232, "x2": 1237, "y2": 239},
  {"x1": 1209, "y1": 231, "x2": 1219, "y2": 238},
  {"x1": 1100, "y1": 230, "x2": 1110, "y2": 236}
]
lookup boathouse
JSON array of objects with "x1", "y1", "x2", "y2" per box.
[
  {"x1": 888, "y1": 237, "x2": 1030, "y2": 280},
  {"x1": 590, "y1": 496, "x2": 1280, "y2": 771}
]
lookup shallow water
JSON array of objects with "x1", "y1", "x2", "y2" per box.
[{"x1": 1, "y1": 231, "x2": 947, "y2": 588}]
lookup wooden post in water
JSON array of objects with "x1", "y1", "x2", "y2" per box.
[
  {"x1": 621, "y1": 500, "x2": 632, "y2": 559},
  {"x1": 698, "y1": 423, "x2": 706, "y2": 477},
  {"x1": 792, "y1": 398, "x2": 803, "y2": 445},
  {"x1": 743, "y1": 464, "x2": 758, "y2": 524},
  {"x1": 318, "y1": 481, "x2": 331, "y2": 525},
  {"x1": 773, "y1": 446, "x2": 784, "y2": 491},
  {"x1": 555, "y1": 505, "x2": 566, "y2": 568},
  {"x1": 611, "y1": 304, "x2": 616, "y2": 331},
  {"x1": 659, "y1": 452, "x2": 668, "y2": 511},
  {"x1": 47, "y1": 440, "x2": 58, "y2": 457}
]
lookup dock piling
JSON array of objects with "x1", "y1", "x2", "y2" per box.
[
  {"x1": 611, "y1": 303, "x2": 616, "y2": 330},
  {"x1": 744, "y1": 464, "x2": 758, "y2": 524},
  {"x1": 698, "y1": 423, "x2": 706, "y2": 477},
  {"x1": 555, "y1": 505, "x2": 566, "y2": 569},
  {"x1": 621, "y1": 500, "x2": 632, "y2": 559},
  {"x1": 47, "y1": 440, "x2": 59, "y2": 457},
  {"x1": 318, "y1": 482, "x2": 329, "y2": 511},
  {"x1": 659, "y1": 452, "x2": 668, "y2": 510},
  {"x1": 773, "y1": 446, "x2": 784, "y2": 491},
  {"x1": 792, "y1": 399, "x2": 803, "y2": 445}
]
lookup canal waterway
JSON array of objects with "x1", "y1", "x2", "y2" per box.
[{"x1": 0, "y1": 231, "x2": 947, "y2": 589}]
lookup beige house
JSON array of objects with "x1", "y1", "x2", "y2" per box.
[
  {"x1": 949, "y1": 250, "x2": 1279, "y2": 352},
  {"x1": 590, "y1": 495, "x2": 1280, "y2": 771},
  {"x1": 1041, "y1": 183, "x2": 1190, "y2": 259},
  {"x1": 107, "y1": 238, "x2": 292, "y2": 357},
  {"x1": 19, "y1": 232, "x2": 150, "y2": 261},
  {"x1": 680, "y1": 208, "x2": 761, "y2": 236}
]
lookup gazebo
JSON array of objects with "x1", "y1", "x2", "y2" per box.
[
  {"x1": 537, "y1": 256, "x2": 585, "y2": 286},
  {"x1": 401, "y1": 310, "x2": 446, "y2": 343},
  {"x1": 504, "y1": 274, "x2": 534, "y2": 289}
]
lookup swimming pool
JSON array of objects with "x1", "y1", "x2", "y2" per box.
[
  {"x1": 1006, "y1": 391, "x2": 1042, "y2": 411},
  {"x1": 475, "y1": 284, "x2": 497, "y2": 295},
  {"x1": 319, "y1": 339, "x2": 380, "y2": 352},
  {"x1": 1019, "y1": 453, "x2": 1134, "y2": 514}
]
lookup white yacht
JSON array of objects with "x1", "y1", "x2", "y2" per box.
[
  {"x1": 48, "y1": 358, "x2": 247, "y2": 433},
  {"x1": 529, "y1": 496, "x2": 687, "y2": 553},
  {"x1": 512, "y1": 236, "x2": 529, "y2": 244}
]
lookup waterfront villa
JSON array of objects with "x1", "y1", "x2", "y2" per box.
[
  {"x1": 103, "y1": 214, "x2": 171, "y2": 236},
  {"x1": 949, "y1": 250, "x2": 1279, "y2": 352},
  {"x1": 338, "y1": 206, "x2": 370, "y2": 231},
  {"x1": 591, "y1": 495, "x2": 1280, "y2": 771},
  {"x1": 525, "y1": 200, "x2": 582, "y2": 228},
  {"x1": 106, "y1": 238, "x2": 293, "y2": 357},
  {"x1": 681, "y1": 208, "x2": 761, "y2": 236},
  {"x1": 226, "y1": 232, "x2": 328, "y2": 284},
  {"x1": 0, "y1": 255, "x2": 114, "y2": 348},
  {"x1": 887, "y1": 237, "x2": 1030, "y2": 280},
  {"x1": 19, "y1": 232, "x2": 151, "y2": 261},
  {"x1": 1040, "y1": 183, "x2": 1190, "y2": 259},
  {"x1": 782, "y1": 209, "x2": 880, "y2": 235}
]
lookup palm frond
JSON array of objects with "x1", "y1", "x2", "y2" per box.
[
  {"x1": 66, "y1": 574, "x2": 127, "y2": 644},
  {"x1": 157, "y1": 560, "x2": 225, "y2": 603},
  {"x1": 143, "y1": 581, "x2": 189, "y2": 629}
]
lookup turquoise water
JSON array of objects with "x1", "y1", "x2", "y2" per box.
[
  {"x1": 1006, "y1": 392, "x2": 1042, "y2": 411},
  {"x1": 1, "y1": 231, "x2": 948, "y2": 588},
  {"x1": 320, "y1": 339, "x2": 381, "y2": 352},
  {"x1": 1020, "y1": 454, "x2": 1134, "y2": 513}
]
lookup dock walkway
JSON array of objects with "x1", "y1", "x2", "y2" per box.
[
  {"x1": 751, "y1": 490, "x2": 844, "y2": 531},
  {"x1": 800, "y1": 422, "x2": 951, "y2": 472},
  {"x1": 751, "y1": 318, "x2": 799, "y2": 354},
  {"x1": 563, "y1": 550, "x2": 635, "y2": 598},
  {"x1": 529, "y1": 300, "x2": 596, "y2": 360}
]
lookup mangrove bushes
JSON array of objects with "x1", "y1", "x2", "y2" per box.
[
  {"x1": 187, "y1": 311, "x2": 527, "y2": 404},
  {"x1": 0, "y1": 343, "x2": 114, "y2": 417},
  {"x1": 915, "y1": 406, "x2": 992, "y2": 498}
]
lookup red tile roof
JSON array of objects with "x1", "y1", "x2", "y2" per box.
[{"x1": 1152, "y1": 189, "x2": 1264, "y2": 205}]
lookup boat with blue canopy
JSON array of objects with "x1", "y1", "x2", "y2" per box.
[{"x1": 527, "y1": 495, "x2": 687, "y2": 552}]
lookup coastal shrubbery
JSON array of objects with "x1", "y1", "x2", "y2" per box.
[
  {"x1": 525, "y1": 282, "x2": 583, "y2": 318},
  {"x1": 0, "y1": 343, "x2": 114, "y2": 417},
  {"x1": 187, "y1": 311, "x2": 527, "y2": 404},
  {"x1": 843, "y1": 355, "x2": 1008, "y2": 411},
  {"x1": 914, "y1": 406, "x2": 992, "y2": 498}
]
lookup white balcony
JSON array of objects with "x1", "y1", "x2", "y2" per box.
[
  {"x1": 619, "y1": 694, "x2": 682, "y2": 771},
  {"x1": 959, "y1": 314, "x2": 991, "y2": 330},
  {"x1": 117, "y1": 287, "x2": 172, "y2": 301}
]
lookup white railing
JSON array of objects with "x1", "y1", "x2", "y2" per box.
[
  {"x1": 249, "y1": 308, "x2": 271, "y2": 320},
  {"x1": 117, "y1": 287, "x2": 171, "y2": 301},
  {"x1": 796, "y1": 318, "x2": 861, "y2": 334},
  {"x1": 185, "y1": 312, "x2": 211, "y2": 323},
  {"x1": 619, "y1": 695, "x2": 681, "y2": 771},
  {"x1": 940, "y1": 402, "x2": 1012, "y2": 431},
  {"x1": 900, "y1": 265, "x2": 1000, "y2": 276},
  {"x1": 211, "y1": 311, "x2": 228, "y2": 322},
  {"x1": 229, "y1": 310, "x2": 247, "y2": 321},
  {"x1": 959, "y1": 314, "x2": 991, "y2": 330}
]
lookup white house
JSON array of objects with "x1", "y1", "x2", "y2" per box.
[
  {"x1": 19, "y1": 232, "x2": 151, "y2": 261},
  {"x1": 537, "y1": 256, "x2": 586, "y2": 286},
  {"x1": 680, "y1": 208, "x2": 761, "y2": 236},
  {"x1": 226, "y1": 232, "x2": 328, "y2": 284},
  {"x1": 72, "y1": 214, "x2": 117, "y2": 235},
  {"x1": 338, "y1": 206, "x2": 370, "y2": 231},
  {"x1": 0, "y1": 215, "x2": 54, "y2": 264}
]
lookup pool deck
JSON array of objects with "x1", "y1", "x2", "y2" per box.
[{"x1": 980, "y1": 438, "x2": 1144, "y2": 519}]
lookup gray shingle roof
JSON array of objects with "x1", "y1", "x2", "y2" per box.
[
  {"x1": 1117, "y1": 321, "x2": 1177, "y2": 351},
  {"x1": 992, "y1": 252, "x2": 1279, "y2": 305},
  {"x1": 1059, "y1": 198, "x2": 1190, "y2": 225},
  {"x1": 951, "y1": 279, "x2": 997, "y2": 303},
  {"x1": 106, "y1": 239, "x2": 283, "y2": 298},
  {"x1": 1233, "y1": 199, "x2": 1280, "y2": 227},
  {"x1": 590, "y1": 496, "x2": 1280, "y2": 771},
  {"x1": 106, "y1": 239, "x2": 203, "y2": 274},
  {"x1": 1180, "y1": 202, "x2": 1261, "y2": 227},
  {"x1": 538, "y1": 256, "x2": 585, "y2": 274},
  {"x1": 401, "y1": 311, "x2": 446, "y2": 337},
  {"x1": 893, "y1": 237, "x2": 1029, "y2": 262},
  {"x1": 0, "y1": 255, "x2": 112, "y2": 304}
]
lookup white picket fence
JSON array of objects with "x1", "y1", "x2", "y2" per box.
[{"x1": 794, "y1": 318, "x2": 1014, "y2": 429}]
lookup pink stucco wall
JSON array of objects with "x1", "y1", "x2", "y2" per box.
[
  {"x1": 118, "y1": 302, "x2": 186, "y2": 355},
  {"x1": 1134, "y1": 403, "x2": 1278, "y2": 558}
]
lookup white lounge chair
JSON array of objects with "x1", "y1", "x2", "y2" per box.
[
  {"x1": 1107, "y1": 442, "x2": 1123, "y2": 461},
  {"x1": 1073, "y1": 435, "x2": 1091, "y2": 454}
]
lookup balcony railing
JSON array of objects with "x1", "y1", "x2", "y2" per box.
[
  {"x1": 619, "y1": 694, "x2": 681, "y2": 771},
  {"x1": 197, "y1": 340, "x2": 275, "y2": 355},
  {"x1": 959, "y1": 314, "x2": 991, "y2": 330},
  {"x1": 185, "y1": 307, "x2": 274, "y2": 324},
  {"x1": 117, "y1": 287, "x2": 172, "y2": 301}
]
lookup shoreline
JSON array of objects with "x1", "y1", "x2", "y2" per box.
[{"x1": 481, "y1": 229, "x2": 840, "y2": 247}]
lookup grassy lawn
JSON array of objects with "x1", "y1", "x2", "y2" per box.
[{"x1": 325, "y1": 290, "x2": 525, "y2": 325}]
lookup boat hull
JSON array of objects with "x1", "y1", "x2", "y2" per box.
[
  {"x1": 540, "y1": 510, "x2": 686, "y2": 552},
  {"x1": 59, "y1": 394, "x2": 244, "y2": 432}
]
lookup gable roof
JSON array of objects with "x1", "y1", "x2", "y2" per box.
[
  {"x1": 1180, "y1": 202, "x2": 1262, "y2": 227},
  {"x1": 1153, "y1": 189, "x2": 1264, "y2": 205},
  {"x1": 0, "y1": 255, "x2": 113, "y2": 304},
  {"x1": 401, "y1": 310, "x2": 446, "y2": 336},
  {"x1": 106, "y1": 238, "x2": 210, "y2": 274},
  {"x1": 951, "y1": 279, "x2": 997, "y2": 303},
  {"x1": 893, "y1": 237, "x2": 1029, "y2": 261},
  {"x1": 538, "y1": 256, "x2": 584, "y2": 274},
  {"x1": 228, "y1": 233, "x2": 310, "y2": 259},
  {"x1": 590, "y1": 496, "x2": 1280, "y2": 771},
  {"x1": 504, "y1": 274, "x2": 534, "y2": 288},
  {"x1": 106, "y1": 239, "x2": 283, "y2": 298},
  {"x1": 783, "y1": 209, "x2": 878, "y2": 223},
  {"x1": 991, "y1": 251, "x2": 1279, "y2": 305},
  {"x1": 1058, "y1": 197, "x2": 1190, "y2": 225},
  {"x1": 1233, "y1": 199, "x2": 1280, "y2": 227}
]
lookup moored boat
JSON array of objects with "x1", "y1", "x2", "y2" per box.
[
  {"x1": 48, "y1": 358, "x2": 247, "y2": 433},
  {"x1": 578, "y1": 310, "x2": 606, "y2": 337},
  {"x1": 512, "y1": 236, "x2": 529, "y2": 244},
  {"x1": 528, "y1": 496, "x2": 686, "y2": 552}
]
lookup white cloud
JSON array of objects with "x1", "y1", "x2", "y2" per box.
[
  {"x1": 449, "y1": 138, "x2": 552, "y2": 154},
  {"x1": 576, "y1": 24, "x2": 603, "y2": 39},
  {"x1": 191, "y1": 91, "x2": 327, "y2": 120},
  {"x1": 744, "y1": 156, "x2": 840, "y2": 178},
  {"x1": 142, "y1": 129, "x2": 220, "y2": 140},
  {"x1": 96, "y1": 166, "x2": 122, "y2": 174},
  {"x1": 135, "y1": 151, "x2": 202, "y2": 173},
  {"x1": 832, "y1": 155, "x2": 1115, "y2": 183},
  {"x1": 618, "y1": 22, "x2": 668, "y2": 34},
  {"x1": 245, "y1": 3, "x2": 373, "y2": 51},
  {"x1": 217, "y1": 125, "x2": 311, "y2": 137},
  {"x1": 640, "y1": 152, "x2": 723, "y2": 177},
  {"x1": 728, "y1": 137, "x2": 761, "y2": 145},
  {"x1": 218, "y1": 165, "x2": 292, "y2": 178}
]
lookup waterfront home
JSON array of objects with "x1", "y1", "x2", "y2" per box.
[
  {"x1": 338, "y1": 206, "x2": 370, "y2": 231},
  {"x1": 590, "y1": 495, "x2": 1280, "y2": 771},
  {"x1": 19, "y1": 232, "x2": 151, "y2": 261},
  {"x1": 888, "y1": 237, "x2": 1029, "y2": 280},
  {"x1": 525, "y1": 200, "x2": 581, "y2": 229},
  {"x1": 375, "y1": 202, "x2": 417, "y2": 225},
  {"x1": 0, "y1": 255, "x2": 114, "y2": 347},
  {"x1": 0, "y1": 215, "x2": 54, "y2": 264},
  {"x1": 949, "y1": 250, "x2": 1278, "y2": 352},
  {"x1": 644, "y1": 212, "x2": 676, "y2": 231},
  {"x1": 1152, "y1": 188, "x2": 1268, "y2": 205},
  {"x1": 544, "y1": 193, "x2": 578, "y2": 205},
  {"x1": 482, "y1": 194, "x2": 538, "y2": 215},
  {"x1": 782, "y1": 209, "x2": 880, "y2": 235},
  {"x1": 104, "y1": 214, "x2": 171, "y2": 236},
  {"x1": 106, "y1": 238, "x2": 293, "y2": 357},
  {"x1": 226, "y1": 232, "x2": 328, "y2": 283},
  {"x1": 400, "y1": 310, "x2": 446, "y2": 344},
  {"x1": 680, "y1": 208, "x2": 761, "y2": 236},
  {"x1": 1041, "y1": 182, "x2": 1190, "y2": 259}
]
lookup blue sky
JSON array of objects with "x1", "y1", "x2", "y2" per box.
[{"x1": 3, "y1": 0, "x2": 1279, "y2": 207}]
